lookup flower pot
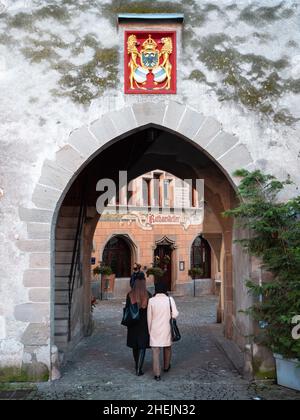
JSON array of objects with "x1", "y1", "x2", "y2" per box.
[
  {"x1": 101, "y1": 274, "x2": 115, "y2": 298},
  {"x1": 274, "y1": 354, "x2": 300, "y2": 391},
  {"x1": 102, "y1": 274, "x2": 115, "y2": 291}
]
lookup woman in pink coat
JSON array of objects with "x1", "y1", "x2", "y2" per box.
[{"x1": 147, "y1": 281, "x2": 179, "y2": 381}]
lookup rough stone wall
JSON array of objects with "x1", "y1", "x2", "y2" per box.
[{"x1": 0, "y1": 0, "x2": 299, "y2": 378}]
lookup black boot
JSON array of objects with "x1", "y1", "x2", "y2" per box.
[{"x1": 136, "y1": 349, "x2": 146, "y2": 376}]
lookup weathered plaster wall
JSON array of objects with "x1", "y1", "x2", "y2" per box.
[{"x1": 0, "y1": 0, "x2": 299, "y2": 377}]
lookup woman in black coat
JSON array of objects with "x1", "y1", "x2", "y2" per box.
[{"x1": 126, "y1": 272, "x2": 151, "y2": 376}]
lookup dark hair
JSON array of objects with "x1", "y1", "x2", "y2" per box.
[
  {"x1": 136, "y1": 271, "x2": 145, "y2": 281},
  {"x1": 130, "y1": 277, "x2": 149, "y2": 309},
  {"x1": 133, "y1": 263, "x2": 141, "y2": 271},
  {"x1": 155, "y1": 281, "x2": 168, "y2": 295}
]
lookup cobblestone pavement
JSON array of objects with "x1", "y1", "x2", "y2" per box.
[{"x1": 29, "y1": 296, "x2": 300, "y2": 401}]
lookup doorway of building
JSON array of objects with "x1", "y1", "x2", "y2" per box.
[
  {"x1": 191, "y1": 236, "x2": 211, "y2": 278},
  {"x1": 154, "y1": 244, "x2": 173, "y2": 291},
  {"x1": 102, "y1": 236, "x2": 131, "y2": 278}
]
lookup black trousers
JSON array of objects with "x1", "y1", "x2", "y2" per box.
[{"x1": 132, "y1": 347, "x2": 146, "y2": 373}]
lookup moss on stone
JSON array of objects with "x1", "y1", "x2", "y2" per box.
[
  {"x1": 285, "y1": 78, "x2": 300, "y2": 94},
  {"x1": 0, "y1": 33, "x2": 15, "y2": 47},
  {"x1": 22, "y1": 43, "x2": 60, "y2": 64},
  {"x1": 54, "y1": 47, "x2": 119, "y2": 105},
  {"x1": 52, "y1": 59, "x2": 74, "y2": 75},
  {"x1": 286, "y1": 40, "x2": 298, "y2": 49},
  {"x1": 7, "y1": 2, "x2": 72, "y2": 34},
  {"x1": 70, "y1": 34, "x2": 99, "y2": 56},
  {"x1": 254, "y1": 369, "x2": 277, "y2": 381},
  {"x1": 240, "y1": 4, "x2": 295, "y2": 26},
  {"x1": 0, "y1": 382, "x2": 35, "y2": 391},
  {"x1": 252, "y1": 356, "x2": 276, "y2": 381},
  {"x1": 259, "y1": 104, "x2": 274, "y2": 115},
  {"x1": 194, "y1": 33, "x2": 297, "y2": 125},
  {"x1": 81, "y1": 34, "x2": 100, "y2": 51},
  {"x1": 233, "y1": 36, "x2": 247, "y2": 45},
  {"x1": 3, "y1": 0, "x2": 298, "y2": 125},
  {"x1": 188, "y1": 70, "x2": 207, "y2": 83},
  {"x1": 252, "y1": 32, "x2": 272, "y2": 44},
  {"x1": 0, "y1": 367, "x2": 28, "y2": 383},
  {"x1": 243, "y1": 54, "x2": 288, "y2": 77},
  {"x1": 262, "y1": 72, "x2": 282, "y2": 95},
  {"x1": 46, "y1": 34, "x2": 69, "y2": 50},
  {"x1": 35, "y1": 4, "x2": 70, "y2": 22},
  {"x1": 0, "y1": 362, "x2": 49, "y2": 383},
  {"x1": 8, "y1": 12, "x2": 34, "y2": 30},
  {"x1": 253, "y1": 365, "x2": 276, "y2": 381},
  {"x1": 203, "y1": 4, "x2": 221, "y2": 14},
  {"x1": 224, "y1": 71, "x2": 239, "y2": 88},
  {"x1": 238, "y1": 84, "x2": 264, "y2": 108},
  {"x1": 273, "y1": 111, "x2": 299, "y2": 126},
  {"x1": 226, "y1": 4, "x2": 238, "y2": 12},
  {"x1": 280, "y1": 8, "x2": 295, "y2": 20}
]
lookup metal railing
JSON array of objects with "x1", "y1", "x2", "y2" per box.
[{"x1": 68, "y1": 195, "x2": 86, "y2": 342}]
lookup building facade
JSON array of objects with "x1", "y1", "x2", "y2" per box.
[
  {"x1": 0, "y1": 2, "x2": 299, "y2": 382},
  {"x1": 92, "y1": 171, "x2": 222, "y2": 299}
]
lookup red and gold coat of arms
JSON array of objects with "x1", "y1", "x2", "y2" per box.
[{"x1": 125, "y1": 31, "x2": 176, "y2": 94}]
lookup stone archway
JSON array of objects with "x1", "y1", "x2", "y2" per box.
[
  {"x1": 99, "y1": 233, "x2": 138, "y2": 272},
  {"x1": 190, "y1": 235, "x2": 212, "y2": 279},
  {"x1": 154, "y1": 236, "x2": 177, "y2": 292},
  {"x1": 17, "y1": 100, "x2": 254, "y2": 379},
  {"x1": 100, "y1": 233, "x2": 137, "y2": 299}
]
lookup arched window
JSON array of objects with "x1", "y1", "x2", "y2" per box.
[
  {"x1": 191, "y1": 236, "x2": 211, "y2": 278},
  {"x1": 102, "y1": 236, "x2": 131, "y2": 277}
]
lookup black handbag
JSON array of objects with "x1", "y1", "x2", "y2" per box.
[
  {"x1": 121, "y1": 302, "x2": 140, "y2": 327},
  {"x1": 169, "y1": 298, "x2": 181, "y2": 342}
]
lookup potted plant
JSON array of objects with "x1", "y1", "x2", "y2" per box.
[
  {"x1": 188, "y1": 267, "x2": 204, "y2": 279},
  {"x1": 225, "y1": 169, "x2": 300, "y2": 390},
  {"x1": 188, "y1": 267, "x2": 204, "y2": 297},
  {"x1": 93, "y1": 262, "x2": 115, "y2": 299},
  {"x1": 93, "y1": 264, "x2": 113, "y2": 277},
  {"x1": 146, "y1": 266, "x2": 165, "y2": 282},
  {"x1": 154, "y1": 255, "x2": 160, "y2": 266},
  {"x1": 163, "y1": 255, "x2": 171, "y2": 266}
]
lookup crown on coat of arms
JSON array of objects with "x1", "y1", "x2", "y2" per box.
[{"x1": 142, "y1": 35, "x2": 158, "y2": 52}]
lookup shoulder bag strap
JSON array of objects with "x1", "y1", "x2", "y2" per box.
[{"x1": 169, "y1": 297, "x2": 173, "y2": 319}]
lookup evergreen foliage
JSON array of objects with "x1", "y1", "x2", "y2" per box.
[{"x1": 225, "y1": 170, "x2": 300, "y2": 360}]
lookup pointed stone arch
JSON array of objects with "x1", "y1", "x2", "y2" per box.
[
  {"x1": 17, "y1": 100, "x2": 254, "y2": 378},
  {"x1": 30, "y1": 101, "x2": 253, "y2": 214},
  {"x1": 154, "y1": 236, "x2": 177, "y2": 250},
  {"x1": 100, "y1": 232, "x2": 138, "y2": 271}
]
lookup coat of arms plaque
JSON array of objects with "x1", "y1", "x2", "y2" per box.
[{"x1": 125, "y1": 31, "x2": 176, "y2": 94}]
